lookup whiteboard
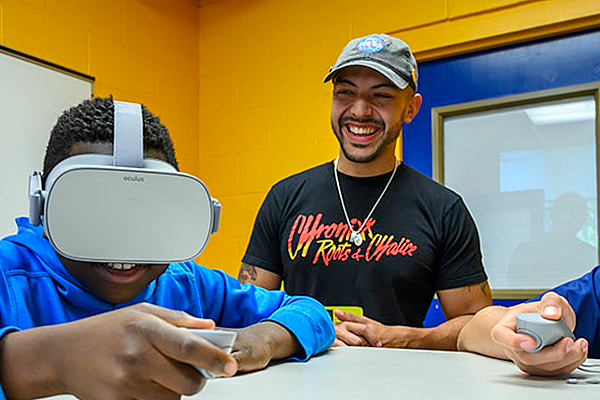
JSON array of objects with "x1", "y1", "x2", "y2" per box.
[{"x1": 0, "y1": 46, "x2": 93, "y2": 238}]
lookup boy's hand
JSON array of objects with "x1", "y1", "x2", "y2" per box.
[
  {"x1": 229, "y1": 321, "x2": 300, "y2": 372},
  {"x1": 491, "y1": 292, "x2": 588, "y2": 376},
  {"x1": 0, "y1": 303, "x2": 237, "y2": 400}
]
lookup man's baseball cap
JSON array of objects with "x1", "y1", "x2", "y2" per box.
[{"x1": 323, "y1": 33, "x2": 418, "y2": 92}]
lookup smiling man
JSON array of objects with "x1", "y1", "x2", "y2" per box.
[
  {"x1": 239, "y1": 34, "x2": 491, "y2": 349},
  {"x1": 0, "y1": 97, "x2": 334, "y2": 400}
]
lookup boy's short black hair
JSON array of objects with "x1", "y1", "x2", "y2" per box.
[{"x1": 42, "y1": 96, "x2": 178, "y2": 182}]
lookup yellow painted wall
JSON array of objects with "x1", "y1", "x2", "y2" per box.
[
  {"x1": 2, "y1": 0, "x2": 600, "y2": 277},
  {"x1": 196, "y1": 0, "x2": 600, "y2": 277},
  {"x1": 0, "y1": 0, "x2": 200, "y2": 174}
]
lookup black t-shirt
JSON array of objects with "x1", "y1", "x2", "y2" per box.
[{"x1": 242, "y1": 162, "x2": 487, "y2": 327}]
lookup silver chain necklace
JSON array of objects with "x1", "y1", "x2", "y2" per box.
[{"x1": 333, "y1": 157, "x2": 399, "y2": 246}]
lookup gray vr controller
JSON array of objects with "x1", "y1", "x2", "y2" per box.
[
  {"x1": 516, "y1": 312, "x2": 575, "y2": 353},
  {"x1": 181, "y1": 328, "x2": 237, "y2": 378}
]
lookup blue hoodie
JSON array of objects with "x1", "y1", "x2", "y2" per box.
[
  {"x1": 0, "y1": 217, "x2": 335, "y2": 399},
  {"x1": 530, "y1": 266, "x2": 600, "y2": 358}
]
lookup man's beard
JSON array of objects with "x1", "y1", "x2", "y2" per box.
[{"x1": 332, "y1": 116, "x2": 403, "y2": 163}]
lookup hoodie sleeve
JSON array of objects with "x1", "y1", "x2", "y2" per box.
[
  {"x1": 528, "y1": 266, "x2": 600, "y2": 358},
  {"x1": 193, "y1": 263, "x2": 334, "y2": 360}
]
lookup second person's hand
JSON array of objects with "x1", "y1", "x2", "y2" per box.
[{"x1": 491, "y1": 292, "x2": 588, "y2": 376}]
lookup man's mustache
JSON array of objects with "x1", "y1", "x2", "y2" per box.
[{"x1": 339, "y1": 116, "x2": 385, "y2": 127}]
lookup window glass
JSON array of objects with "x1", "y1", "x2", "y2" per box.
[{"x1": 443, "y1": 95, "x2": 597, "y2": 290}]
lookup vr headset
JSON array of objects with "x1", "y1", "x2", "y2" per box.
[{"x1": 28, "y1": 100, "x2": 220, "y2": 264}]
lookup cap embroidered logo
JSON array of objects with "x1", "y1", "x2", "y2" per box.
[{"x1": 356, "y1": 35, "x2": 388, "y2": 54}]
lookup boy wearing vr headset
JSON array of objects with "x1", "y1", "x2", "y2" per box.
[{"x1": 0, "y1": 97, "x2": 335, "y2": 400}]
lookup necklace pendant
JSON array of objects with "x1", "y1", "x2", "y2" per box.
[
  {"x1": 350, "y1": 231, "x2": 363, "y2": 246},
  {"x1": 334, "y1": 156, "x2": 398, "y2": 250}
]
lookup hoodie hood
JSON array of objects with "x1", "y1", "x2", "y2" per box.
[{"x1": 3, "y1": 217, "x2": 159, "y2": 313}]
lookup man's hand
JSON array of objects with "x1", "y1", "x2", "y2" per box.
[
  {"x1": 0, "y1": 303, "x2": 237, "y2": 400},
  {"x1": 332, "y1": 310, "x2": 384, "y2": 347},
  {"x1": 490, "y1": 292, "x2": 588, "y2": 376},
  {"x1": 228, "y1": 321, "x2": 300, "y2": 372}
]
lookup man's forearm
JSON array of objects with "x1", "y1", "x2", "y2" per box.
[
  {"x1": 382, "y1": 315, "x2": 473, "y2": 350},
  {"x1": 456, "y1": 306, "x2": 511, "y2": 359}
]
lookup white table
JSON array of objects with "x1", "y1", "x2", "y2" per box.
[
  {"x1": 190, "y1": 347, "x2": 599, "y2": 400},
  {"x1": 42, "y1": 347, "x2": 599, "y2": 400}
]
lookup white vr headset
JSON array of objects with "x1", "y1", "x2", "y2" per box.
[{"x1": 29, "y1": 101, "x2": 220, "y2": 264}]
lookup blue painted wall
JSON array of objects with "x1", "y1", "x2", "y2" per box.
[
  {"x1": 404, "y1": 29, "x2": 600, "y2": 178},
  {"x1": 418, "y1": 29, "x2": 600, "y2": 327}
]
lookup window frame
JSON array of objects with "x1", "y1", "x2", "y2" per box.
[{"x1": 431, "y1": 82, "x2": 600, "y2": 299}]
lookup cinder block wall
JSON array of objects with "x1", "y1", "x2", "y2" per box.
[
  {"x1": 0, "y1": 0, "x2": 200, "y2": 173},
  {"x1": 196, "y1": 0, "x2": 600, "y2": 277},
  {"x1": 2, "y1": 0, "x2": 599, "y2": 277}
]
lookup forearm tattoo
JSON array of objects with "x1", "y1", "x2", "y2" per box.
[
  {"x1": 479, "y1": 281, "x2": 489, "y2": 297},
  {"x1": 466, "y1": 281, "x2": 490, "y2": 297},
  {"x1": 238, "y1": 262, "x2": 258, "y2": 283}
]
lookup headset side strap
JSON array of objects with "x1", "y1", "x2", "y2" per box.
[
  {"x1": 211, "y1": 198, "x2": 221, "y2": 234},
  {"x1": 28, "y1": 170, "x2": 44, "y2": 225}
]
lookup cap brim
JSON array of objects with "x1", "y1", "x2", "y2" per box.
[{"x1": 323, "y1": 60, "x2": 410, "y2": 90}]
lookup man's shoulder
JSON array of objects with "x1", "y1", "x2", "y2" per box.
[
  {"x1": 400, "y1": 163, "x2": 462, "y2": 204},
  {"x1": 273, "y1": 162, "x2": 331, "y2": 185},
  {"x1": 269, "y1": 162, "x2": 332, "y2": 195}
]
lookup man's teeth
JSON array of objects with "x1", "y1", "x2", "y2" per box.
[
  {"x1": 106, "y1": 263, "x2": 137, "y2": 271},
  {"x1": 348, "y1": 125, "x2": 377, "y2": 135}
]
